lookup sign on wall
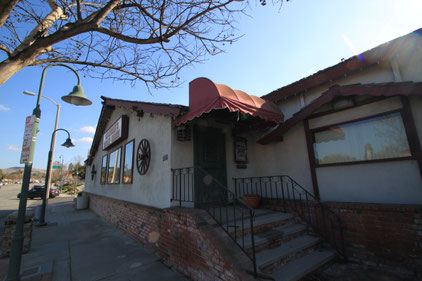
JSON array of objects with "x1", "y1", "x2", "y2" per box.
[
  {"x1": 233, "y1": 137, "x2": 248, "y2": 169},
  {"x1": 20, "y1": 115, "x2": 36, "y2": 164},
  {"x1": 103, "y1": 115, "x2": 129, "y2": 150}
]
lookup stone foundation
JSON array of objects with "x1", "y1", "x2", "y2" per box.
[
  {"x1": 88, "y1": 193, "x2": 255, "y2": 281},
  {"x1": 263, "y1": 199, "x2": 422, "y2": 275}
]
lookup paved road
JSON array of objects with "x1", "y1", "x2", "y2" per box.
[{"x1": 0, "y1": 183, "x2": 73, "y2": 236}]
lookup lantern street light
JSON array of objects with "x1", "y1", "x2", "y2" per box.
[
  {"x1": 37, "y1": 128, "x2": 74, "y2": 227},
  {"x1": 6, "y1": 64, "x2": 92, "y2": 281}
]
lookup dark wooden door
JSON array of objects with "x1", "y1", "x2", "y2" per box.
[{"x1": 194, "y1": 126, "x2": 227, "y2": 207}]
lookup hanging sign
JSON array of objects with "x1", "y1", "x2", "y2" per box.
[
  {"x1": 103, "y1": 115, "x2": 128, "y2": 150},
  {"x1": 20, "y1": 115, "x2": 36, "y2": 164}
]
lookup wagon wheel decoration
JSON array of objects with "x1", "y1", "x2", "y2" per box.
[{"x1": 137, "y1": 139, "x2": 151, "y2": 175}]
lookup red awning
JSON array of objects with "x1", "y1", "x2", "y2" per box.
[{"x1": 173, "y1": 78, "x2": 284, "y2": 127}]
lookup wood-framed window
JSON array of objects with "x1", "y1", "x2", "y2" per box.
[
  {"x1": 311, "y1": 110, "x2": 412, "y2": 167},
  {"x1": 122, "y1": 140, "x2": 134, "y2": 184},
  {"x1": 101, "y1": 155, "x2": 108, "y2": 184},
  {"x1": 107, "y1": 147, "x2": 122, "y2": 184}
]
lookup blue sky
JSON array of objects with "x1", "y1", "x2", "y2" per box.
[{"x1": 1, "y1": 0, "x2": 421, "y2": 170}]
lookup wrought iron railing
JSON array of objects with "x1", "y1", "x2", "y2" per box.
[
  {"x1": 171, "y1": 167, "x2": 195, "y2": 207},
  {"x1": 233, "y1": 175, "x2": 346, "y2": 260},
  {"x1": 171, "y1": 166, "x2": 257, "y2": 277}
]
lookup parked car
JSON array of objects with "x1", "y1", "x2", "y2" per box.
[
  {"x1": 50, "y1": 188, "x2": 60, "y2": 197},
  {"x1": 17, "y1": 185, "x2": 56, "y2": 199}
]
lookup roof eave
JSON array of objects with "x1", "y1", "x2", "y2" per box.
[
  {"x1": 258, "y1": 82, "x2": 422, "y2": 144},
  {"x1": 262, "y1": 28, "x2": 422, "y2": 103},
  {"x1": 87, "y1": 96, "x2": 187, "y2": 165}
]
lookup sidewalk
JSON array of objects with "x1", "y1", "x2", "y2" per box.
[{"x1": 0, "y1": 197, "x2": 189, "y2": 281}]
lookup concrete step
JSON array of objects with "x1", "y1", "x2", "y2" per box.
[
  {"x1": 257, "y1": 235, "x2": 321, "y2": 270},
  {"x1": 271, "y1": 250, "x2": 336, "y2": 281},
  {"x1": 227, "y1": 212, "x2": 294, "y2": 235},
  {"x1": 237, "y1": 223, "x2": 307, "y2": 252},
  {"x1": 208, "y1": 207, "x2": 276, "y2": 224}
]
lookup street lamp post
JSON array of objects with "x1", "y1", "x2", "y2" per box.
[
  {"x1": 37, "y1": 129, "x2": 74, "y2": 226},
  {"x1": 59, "y1": 155, "x2": 64, "y2": 192},
  {"x1": 6, "y1": 63, "x2": 92, "y2": 281},
  {"x1": 23, "y1": 91, "x2": 60, "y2": 206}
]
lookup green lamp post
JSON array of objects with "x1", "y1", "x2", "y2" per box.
[
  {"x1": 23, "y1": 91, "x2": 61, "y2": 218},
  {"x1": 6, "y1": 63, "x2": 92, "y2": 281},
  {"x1": 37, "y1": 129, "x2": 74, "y2": 227}
]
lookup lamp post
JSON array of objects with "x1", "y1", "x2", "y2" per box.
[
  {"x1": 23, "y1": 91, "x2": 60, "y2": 206},
  {"x1": 7, "y1": 63, "x2": 92, "y2": 281},
  {"x1": 37, "y1": 129, "x2": 74, "y2": 226},
  {"x1": 59, "y1": 155, "x2": 64, "y2": 192}
]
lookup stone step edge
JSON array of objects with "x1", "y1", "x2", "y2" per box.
[
  {"x1": 256, "y1": 235, "x2": 321, "y2": 269},
  {"x1": 238, "y1": 223, "x2": 307, "y2": 251},
  {"x1": 227, "y1": 212, "x2": 295, "y2": 233},
  {"x1": 210, "y1": 208, "x2": 278, "y2": 224},
  {"x1": 271, "y1": 250, "x2": 336, "y2": 281}
]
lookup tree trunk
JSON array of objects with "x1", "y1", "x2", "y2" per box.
[{"x1": 0, "y1": 58, "x2": 29, "y2": 86}]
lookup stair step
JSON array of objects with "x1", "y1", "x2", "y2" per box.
[
  {"x1": 237, "y1": 223, "x2": 307, "y2": 250},
  {"x1": 257, "y1": 235, "x2": 321, "y2": 269},
  {"x1": 271, "y1": 250, "x2": 336, "y2": 281},
  {"x1": 210, "y1": 207, "x2": 276, "y2": 224},
  {"x1": 228, "y1": 212, "x2": 294, "y2": 231}
]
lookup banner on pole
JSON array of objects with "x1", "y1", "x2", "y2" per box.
[{"x1": 20, "y1": 115, "x2": 36, "y2": 164}]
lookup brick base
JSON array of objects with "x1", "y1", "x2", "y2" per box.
[
  {"x1": 263, "y1": 199, "x2": 422, "y2": 275},
  {"x1": 88, "y1": 193, "x2": 255, "y2": 281}
]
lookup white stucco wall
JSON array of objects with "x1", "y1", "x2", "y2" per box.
[
  {"x1": 85, "y1": 36, "x2": 422, "y2": 208},
  {"x1": 85, "y1": 107, "x2": 173, "y2": 209},
  {"x1": 166, "y1": 88, "x2": 422, "y2": 205},
  {"x1": 171, "y1": 126, "x2": 194, "y2": 169},
  {"x1": 317, "y1": 160, "x2": 422, "y2": 204},
  {"x1": 167, "y1": 119, "x2": 309, "y2": 196},
  {"x1": 308, "y1": 97, "x2": 403, "y2": 129},
  {"x1": 310, "y1": 99, "x2": 422, "y2": 204},
  {"x1": 168, "y1": 119, "x2": 314, "y2": 195},
  {"x1": 259, "y1": 49, "x2": 422, "y2": 204},
  {"x1": 227, "y1": 123, "x2": 313, "y2": 194},
  {"x1": 169, "y1": 125, "x2": 194, "y2": 207}
]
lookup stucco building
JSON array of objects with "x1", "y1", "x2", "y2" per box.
[{"x1": 85, "y1": 28, "x2": 422, "y2": 281}]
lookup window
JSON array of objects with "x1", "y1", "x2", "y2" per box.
[
  {"x1": 312, "y1": 112, "x2": 412, "y2": 165},
  {"x1": 123, "y1": 140, "x2": 134, "y2": 183},
  {"x1": 101, "y1": 155, "x2": 107, "y2": 184},
  {"x1": 107, "y1": 147, "x2": 122, "y2": 183}
]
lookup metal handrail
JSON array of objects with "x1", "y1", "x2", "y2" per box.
[
  {"x1": 233, "y1": 175, "x2": 346, "y2": 260},
  {"x1": 171, "y1": 166, "x2": 258, "y2": 277}
]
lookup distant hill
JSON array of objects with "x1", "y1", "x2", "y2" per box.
[{"x1": 2, "y1": 167, "x2": 46, "y2": 174}]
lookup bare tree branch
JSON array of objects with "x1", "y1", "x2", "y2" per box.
[
  {"x1": 76, "y1": 0, "x2": 83, "y2": 21},
  {"x1": 31, "y1": 58, "x2": 156, "y2": 83},
  {"x1": 91, "y1": 0, "x2": 120, "y2": 25},
  {"x1": 0, "y1": 0, "x2": 277, "y2": 88},
  {"x1": 11, "y1": 3, "x2": 66, "y2": 56},
  {"x1": 46, "y1": 0, "x2": 58, "y2": 10},
  {"x1": 0, "y1": 44, "x2": 12, "y2": 57},
  {"x1": 92, "y1": 26, "x2": 168, "y2": 44},
  {"x1": 0, "y1": 0, "x2": 19, "y2": 30}
]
